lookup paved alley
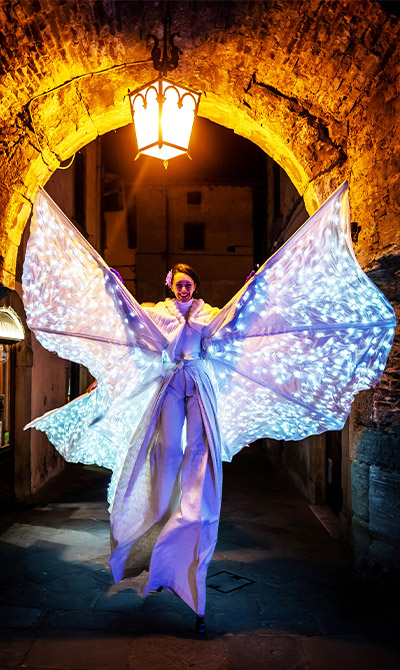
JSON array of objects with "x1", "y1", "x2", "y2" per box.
[{"x1": 0, "y1": 446, "x2": 398, "y2": 670}]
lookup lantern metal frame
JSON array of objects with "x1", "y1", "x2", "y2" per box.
[{"x1": 128, "y1": 76, "x2": 201, "y2": 165}]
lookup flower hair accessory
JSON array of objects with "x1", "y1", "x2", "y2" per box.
[{"x1": 165, "y1": 269, "x2": 173, "y2": 288}]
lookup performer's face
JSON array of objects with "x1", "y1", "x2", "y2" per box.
[{"x1": 172, "y1": 272, "x2": 196, "y2": 302}]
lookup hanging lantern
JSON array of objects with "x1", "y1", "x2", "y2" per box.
[
  {"x1": 129, "y1": 77, "x2": 201, "y2": 168},
  {"x1": 129, "y1": 8, "x2": 201, "y2": 169}
]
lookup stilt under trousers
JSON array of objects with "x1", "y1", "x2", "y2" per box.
[{"x1": 143, "y1": 365, "x2": 222, "y2": 616}]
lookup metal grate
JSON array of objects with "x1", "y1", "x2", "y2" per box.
[{"x1": 206, "y1": 570, "x2": 256, "y2": 594}]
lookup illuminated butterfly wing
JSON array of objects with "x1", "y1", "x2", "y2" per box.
[
  {"x1": 22, "y1": 188, "x2": 167, "y2": 490},
  {"x1": 204, "y1": 182, "x2": 396, "y2": 460}
]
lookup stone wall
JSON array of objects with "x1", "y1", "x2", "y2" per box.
[
  {"x1": 0, "y1": 0, "x2": 399, "y2": 576},
  {"x1": 351, "y1": 260, "x2": 400, "y2": 579}
]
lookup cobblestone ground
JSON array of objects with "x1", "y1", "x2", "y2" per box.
[{"x1": 0, "y1": 446, "x2": 398, "y2": 670}]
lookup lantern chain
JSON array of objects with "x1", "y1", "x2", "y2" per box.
[{"x1": 148, "y1": 4, "x2": 182, "y2": 77}]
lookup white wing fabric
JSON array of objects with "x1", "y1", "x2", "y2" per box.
[
  {"x1": 203, "y1": 182, "x2": 396, "y2": 459},
  {"x1": 22, "y1": 188, "x2": 169, "y2": 501},
  {"x1": 23, "y1": 183, "x2": 396, "y2": 486}
]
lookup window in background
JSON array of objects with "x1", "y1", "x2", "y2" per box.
[{"x1": 184, "y1": 222, "x2": 205, "y2": 251}]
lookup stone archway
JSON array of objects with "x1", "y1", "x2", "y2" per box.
[
  {"x1": 0, "y1": 0, "x2": 399, "y2": 577},
  {"x1": 1, "y1": 0, "x2": 399, "y2": 288}
]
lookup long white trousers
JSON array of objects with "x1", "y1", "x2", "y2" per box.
[{"x1": 143, "y1": 365, "x2": 222, "y2": 615}]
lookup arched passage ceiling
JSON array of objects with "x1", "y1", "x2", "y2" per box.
[{"x1": 0, "y1": 0, "x2": 399, "y2": 290}]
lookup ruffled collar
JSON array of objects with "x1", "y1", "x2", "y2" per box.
[
  {"x1": 175, "y1": 299, "x2": 193, "y2": 314},
  {"x1": 165, "y1": 298, "x2": 204, "y2": 323}
]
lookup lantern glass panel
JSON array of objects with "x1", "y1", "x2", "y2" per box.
[
  {"x1": 161, "y1": 82, "x2": 199, "y2": 150},
  {"x1": 132, "y1": 85, "x2": 159, "y2": 151}
]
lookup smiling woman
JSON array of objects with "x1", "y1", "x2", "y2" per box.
[
  {"x1": 112, "y1": 260, "x2": 221, "y2": 635},
  {"x1": 172, "y1": 274, "x2": 195, "y2": 302},
  {"x1": 169, "y1": 264, "x2": 200, "y2": 303}
]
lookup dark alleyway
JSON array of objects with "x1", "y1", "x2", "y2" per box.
[{"x1": 0, "y1": 446, "x2": 398, "y2": 670}]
